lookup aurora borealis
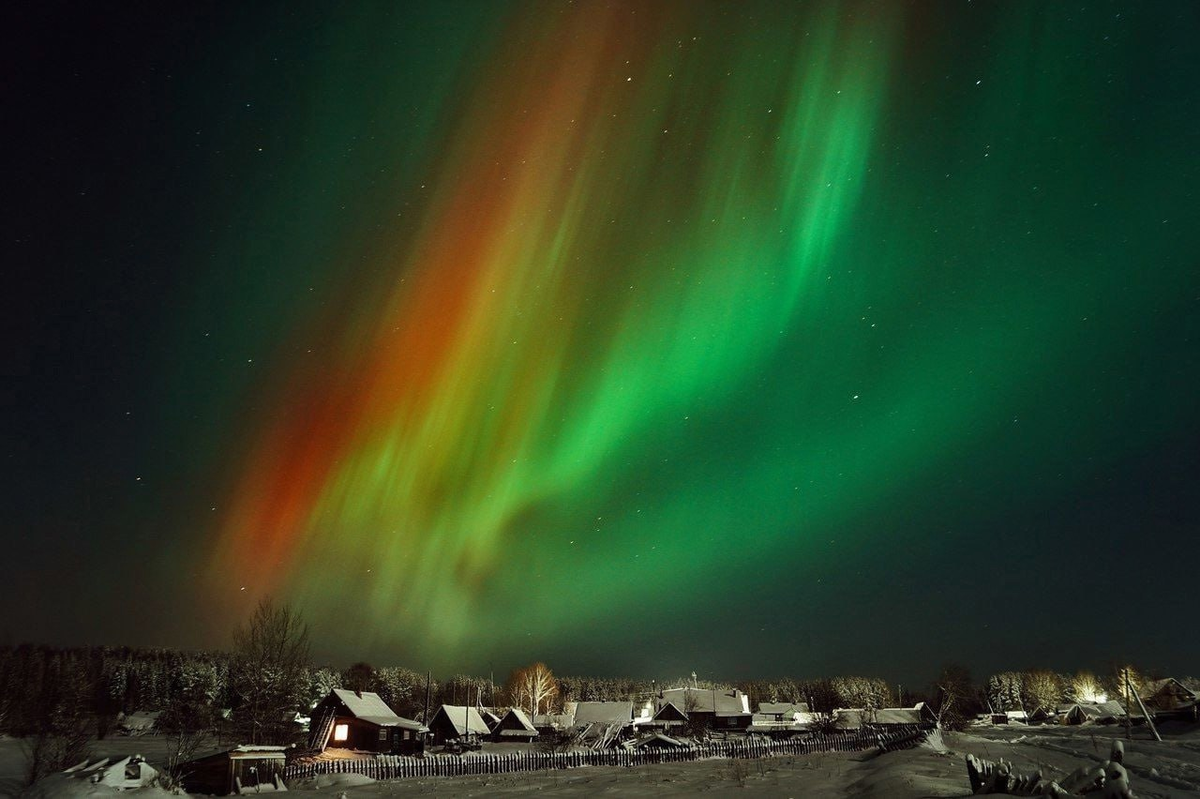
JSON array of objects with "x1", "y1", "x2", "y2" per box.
[{"x1": 8, "y1": 1, "x2": 1200, "y2": 681}]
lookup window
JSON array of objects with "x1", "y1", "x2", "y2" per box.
[
  {"x1": 379, "y1": 728, "x2": 388, "y2": 741},
  {"x1": 333, "y1": 724, "x2": 349, "y2": 742}
]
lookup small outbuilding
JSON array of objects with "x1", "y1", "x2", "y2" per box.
[
  {"x1": 428, "y1": 704, "x2": 490, "y2": 745},
  {"x1": 634, "y1": 733, "x2": 688, "y2": 749},
  {"x1": 179, "y1": 745, "x2": 288, "y2": 796},
  {"x1": 492, "y1": 707, "x2": 538, "y2": 742}
]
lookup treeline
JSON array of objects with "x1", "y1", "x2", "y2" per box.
[
  {"x1": 0, "y1": 643, "x2": 904, "y2": 736},
  {"x1": 981, "y1": 667, "x2": 1191, "y2": 715}
]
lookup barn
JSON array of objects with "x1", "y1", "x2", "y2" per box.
[{"x1": 308, "y1": 688, "x2": 427, "y2": 755}]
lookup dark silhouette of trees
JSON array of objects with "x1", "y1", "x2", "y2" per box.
[{"x1": 229, "y1": 598, "x2": 311, "y2": 744}]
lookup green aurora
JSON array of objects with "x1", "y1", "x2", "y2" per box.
[{"x1": 8, "y1": 1, "x2": 1198, "y2": 680}]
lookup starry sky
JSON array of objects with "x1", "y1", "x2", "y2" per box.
[{"x1": 6, "y1": 1, "x2": 1199, "y2": 685}]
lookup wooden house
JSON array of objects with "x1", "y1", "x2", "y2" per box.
[
  {"x1": 179, "y1": 745, "x2": 288, "y2": 796},
  {"x1": 658, "y1": 688, "x2": 752, "y2": 731},
  {"x1": 428, "y1": 705, "x2": 490, "y2": 745},
  {"x1": 491, "y1": 707, "x2": 538, "y2": 742},
  {"x1": 1140, "y1": 678, "x2": 1199, "y2": 718},
  {"x1": 309, "y1": 688, "x2": 427, "y2": 755}
]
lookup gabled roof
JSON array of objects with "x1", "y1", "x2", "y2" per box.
[
  {"x1": 329, "y1": 689, "x2": 426, "y2": 731},
  {"x1": 634, "y1": 733, "x2": 687, "y2": 749},
  {"x1": 1141, "y1": 678, "x2": 1198, "y2": 700},
  {"x1": 573, "y1": 701, "x2": 634, "y2": 725},
  {"x1": 653, "y1": 702, "x2": 689, "y2": 722},
  {"x1": 659, "y1": 688, "x2": 750, "y2": 716},
  {"x1": 433, "y1": 705, "x2": 489, "y2": 736},
  {"x1": 497, "y1": 707, "x2": 537, "y2": 733}
]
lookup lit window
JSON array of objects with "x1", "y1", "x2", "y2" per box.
[
  {"x1": 379, "y1": 728, "x2": 388, "y2": 740},
  {"x1": 333, "y1": 724, "x2": 349, "y2": 742}
]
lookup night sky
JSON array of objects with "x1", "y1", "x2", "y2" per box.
[{"x1": 6, "y1": 1, "x2": 1199, "y2": 685}]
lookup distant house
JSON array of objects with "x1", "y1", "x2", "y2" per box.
[
  {"x1": 1139, "y1": 678, "x2": 1199, "y2": 718},
  {"x1": 179, "y1": 745, "x2": 287, "y2": 796},
  {"x1": 492, "y1": 707, "x2": 538, "y2": 742},
  {"x1": 749, "y1": 702, "x2": 811, "y2": 736},
  {"x1": 309, "y1": 689, "x2": 427, "y2": 754},
  {"x1": 658, "y1": 688, "x2": 752, "y2": 731},
  {"x1": 428, "y1": 705, "x2": 490, "y2": 745},
  {"x1": 1061, "y1": 701, "x2": 1124, "y2": 725},
  {"x1": 756, "y1": 702, "x2": 811, "y2": 722}
]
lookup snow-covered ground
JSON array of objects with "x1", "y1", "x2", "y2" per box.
[{"x1": 2, "y1": 724, "x2": 1198, "y2": 797}]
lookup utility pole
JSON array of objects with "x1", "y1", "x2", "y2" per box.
[
  {"x1": 1127, "y1": 672, "x2": 1161, "y2": 742},
  {"x1": 423, "y1": 671, "x2": 432, "y2": 725},
  {"x1": 1124, "y1": 669, "x2": 1132, "y2": 741}
]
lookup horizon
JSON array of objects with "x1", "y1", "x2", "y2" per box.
[{"x1": 6, "y1": 0, "x2": 1198, "y2": 684}]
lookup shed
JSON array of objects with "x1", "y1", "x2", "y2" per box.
[
  {"x1": 179, "y1": 745, "x2": 288, "y2": 796},
  {"x1": 634, "y1": 733, "x2": 687, "y2": 749},
  {"x1": 492, "y1": 707, "x2": 538, "y2": 742},
  {"x1": 428, "y1": 705, "x2": 490, "y2": 745},
  {"x1": 309, "y1": 688, "x2": 427, "y2": 754}
]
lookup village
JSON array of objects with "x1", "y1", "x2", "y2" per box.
[{"x1": 7, "y1": 657, "x2": 1197, "y2": 797}]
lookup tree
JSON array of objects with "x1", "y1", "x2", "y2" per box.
[
  {"x1": 1069, "y1": 670, "x2": 1104, "y2": 704},
  {"x1": 933, "y1": 664, "x2": 978, "y2": 731},
  {"x1": 1021, "y1": 670, "x2": 1064, "y2": 715},
  {"x1": 230, "y1": 598, "x2": 311, "y2": 744},
  {"x1": 343, "y1": 662, "x2": 377, "y2": 693},
  {"x1": 506, "y1": 663, "x2": 558, "y2": 720},
  {"x1": 985, "y1": 672, "x2": 1025, "y2": 712}
]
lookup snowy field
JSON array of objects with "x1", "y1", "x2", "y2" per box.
[{"x1": 2, "y1": 725, "x2": 1198, "y2": 797}]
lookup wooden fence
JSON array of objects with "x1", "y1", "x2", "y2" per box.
[{"x1": 284, "y1": 725, "x2": 928, "y2": 783}]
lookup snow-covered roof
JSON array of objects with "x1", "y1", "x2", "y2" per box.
[
  {"x1": 573, "y1": 701, "x2": 634, "y2": 725},
  {"x1": 534, "y1": 712, "x2": 575, "y2": 728},
  {"x1": 498, "y1": 707, "x2": 537, "y2": 733},
  {"x1": 330, "y1": 689, "x2": 426, "y2": 731},
  {"x1": 757, "y1": 702, "x2": 811, "y2": 715},
  {"x1": 659, "y1": 688, "x2": 750, "y2": 716},
  {"x1": 873, "y1": 708, "x2": 923, "y2": 725},
  {"x1": 435, "y1": 705, "x2": 489, "y2": 736}
]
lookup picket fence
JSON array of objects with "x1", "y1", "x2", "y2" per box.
[{"x1": 284, "y1": 725, "x2": 928, "y2": 783}]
